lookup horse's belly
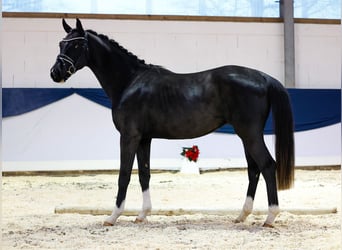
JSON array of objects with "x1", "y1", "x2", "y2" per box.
[{"x1": 149, "y1": 115, "x2": 225, "y2": 139}]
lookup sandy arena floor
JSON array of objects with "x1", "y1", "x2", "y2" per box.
[{"x1": 2, "y1": 169, "x2": 341, "y2": 249}]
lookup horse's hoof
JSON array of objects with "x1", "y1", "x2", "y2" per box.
[
  {"x1": 262, "y1": 223, "x2": 274, "y2": 228},
  {"x1": 134, "y1": 218, "x2": 148, "y2": 224},
  {"x1": 103, "y1": 221, "x2": 114, "y2": 226},
  {"x1": 233, "y1": 219, "x2": 241, "y2": 224}
]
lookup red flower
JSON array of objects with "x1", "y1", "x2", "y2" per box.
[{"x1": 181, "y1": 145, "x2": 200, "y2": 162}]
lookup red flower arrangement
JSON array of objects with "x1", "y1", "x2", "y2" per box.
[{"x1": 181, "y1": 145, "x2": 200, "y2": 162}]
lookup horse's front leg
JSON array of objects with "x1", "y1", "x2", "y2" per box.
[
  {"x1": 104, "y1": 134, "x2": 140, "y2": 226},
  {"x1": 135, "y1": 138, "x2": 152, "y2": 223}
]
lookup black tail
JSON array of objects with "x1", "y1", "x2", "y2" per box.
[{"x1": 269, "y1": 80, "x2": 295, "y2": 190}]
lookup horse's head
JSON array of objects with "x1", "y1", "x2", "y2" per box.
[{"x1": 50, "y1": 18, "x2": 89, "y2": 83}]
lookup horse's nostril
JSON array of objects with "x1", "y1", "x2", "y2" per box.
[
  {"x1": 50, "y1": 69, "x2": 56, "y2": 79},
  {"x1": 50, "y1": 68, "x2": 60, "y2": 82}
]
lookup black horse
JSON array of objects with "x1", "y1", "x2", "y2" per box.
[{"x1": 51, "y1": 19, "x2": 294, "y2": 227}]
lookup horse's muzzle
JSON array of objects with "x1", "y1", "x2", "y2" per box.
[
  {"x1": 50, "y1": 68, "x2": 60, "y2": 82},
  {"x1": 50, "y1": 65, "x2": 67, "y2": 83}
]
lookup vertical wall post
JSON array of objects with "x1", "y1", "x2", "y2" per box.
[{"x1": 280, "y1": 0, "x2": 296, "y2": 88}]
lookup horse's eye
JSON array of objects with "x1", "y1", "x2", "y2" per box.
[{"x1": 75, "y1": 44, "x2": 79, "y2": 49}]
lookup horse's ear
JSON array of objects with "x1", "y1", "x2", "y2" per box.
[
  {"x1": 62, "y1": 19, "x2": 72, "y2": 33},
  {"x1": 76, "y1": 18, "x2": 85, "y2": 35}
]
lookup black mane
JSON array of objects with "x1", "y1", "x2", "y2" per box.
[{"x1": 86, "y1": 29, "x2": 147, "y2": 66}]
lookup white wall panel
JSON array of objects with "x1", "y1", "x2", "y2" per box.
[
  {"x1": 295, "y1": 24, "x2": 341, "y2": 88},
  {"x1": 3, "y1": 18, "x2": 340, "y2": 88},
  {"x1": 3, "y1": 18, "x2": 341, "y2": 88}
]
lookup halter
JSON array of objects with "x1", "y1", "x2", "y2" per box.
[
  {"x1": 57, "y1": 35, "x2": 88, "y2": 76},
  {"x1": 57, "y1": 54, "x2": 76, "y2": 75}
]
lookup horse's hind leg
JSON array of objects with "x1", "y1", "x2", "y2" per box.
[
  {"x1": 235, "y1": 150, "x2": 260, "y2": 223},
  {"x1": 135, "y1": 138, "x2": 152, "y2": 223},
  {"x1": 238, "y1": 134, "x2": 280, "y2": 227},
  {"x1": 261, "y1": 161, "x2": 280, "y2": 227}
]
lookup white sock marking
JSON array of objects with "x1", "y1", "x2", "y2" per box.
[
  {"x1": 105, "y1": 200, "x2": 125, "y2": 225},
  {"x1": 235, "y1": 196, "x2": 254, "y2": 222},
  {"x1": 137, "y1": 189, "x2": 152, "y2": 220},
  {"x1": 264, "y1": 205, "x2": 280, "y2": 225}
]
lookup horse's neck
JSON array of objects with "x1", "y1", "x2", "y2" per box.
[{"x1": 87, "y1": 34, "x2": 141, "y2": 107}]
